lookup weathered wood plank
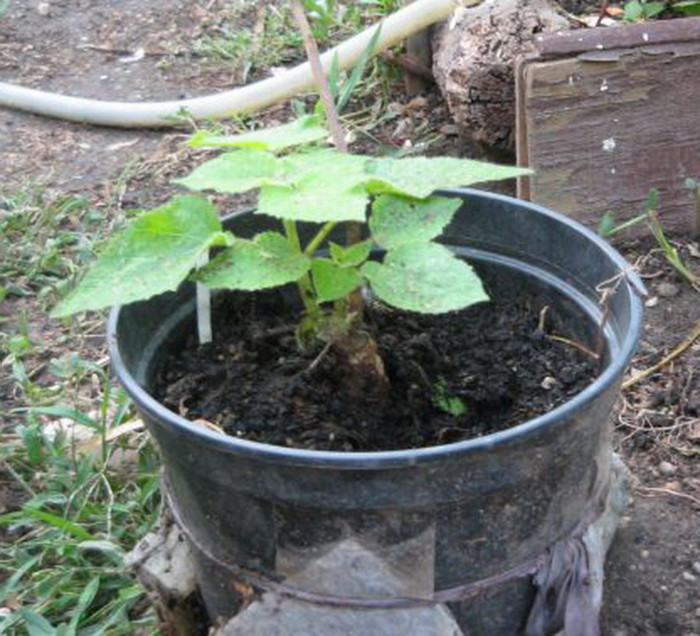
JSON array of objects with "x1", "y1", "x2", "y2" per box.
[
  {"x1": 517, "y1": 19, "x2": 700, "y2": 233},
  {"x1": 534, "y1": 16, "x2": 700, "y2": 58}
]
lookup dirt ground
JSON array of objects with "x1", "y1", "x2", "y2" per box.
[{"x1": 1, "y1": 1, "x2": 698, "y2": 634}]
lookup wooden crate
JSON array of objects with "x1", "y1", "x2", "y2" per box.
[{"x1": 516, "y1": 18, "x2": 700, "y2": 233}]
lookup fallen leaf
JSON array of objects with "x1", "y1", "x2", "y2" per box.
[
  {"x1": 76, "y1": 419, "x2": 145, "y2": 454},
  {"x1": 193, "y1": 418, "x2": 225, "y2": 435},
  {"x1": 606, "y1": 6, "x2": 625, "y2": 16},
  {"x1": 106, "y1": 139, "x2": 140, "y2": 152}
]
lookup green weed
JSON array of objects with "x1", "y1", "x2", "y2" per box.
[
  {"x1": 599, "y1": 189, "x2": 699, "y2": 290},
  {"x1": 0, "y1": 378, "x2": 161, "y2": 634},
  {"x1": 0, "y1": 185, "x2": 160, "y2": 633},
  {"x1": 190, "y1": 0, "x2": 400, "y2": 101},
  {"x1": 0, "y1": 188, "x2": 105, "y2": 311},
  {"x1": 621, "y1": 0, "x2": 665, "y2": 21}
]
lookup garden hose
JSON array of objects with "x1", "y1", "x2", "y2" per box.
[{"x1": 0, "y1": 0, "x2": 472, "y2": 128}]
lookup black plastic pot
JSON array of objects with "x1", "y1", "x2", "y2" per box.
[{"x1": 109, "y1": 188, "x2": 643, "y2": 634}]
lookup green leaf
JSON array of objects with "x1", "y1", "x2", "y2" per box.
[
  {"x1": 369, "y1": 195, "x2": 461, "y2": 249},
  {"x1": 17, "y1": 610, "x2": 56, "y2": 636},
  {"x1": 195, "y1": 232, "x2": 310, "y2": 290},
  {"x1": 365, "y1": 157, "x2": 531, "y2": 199},
  {"x1": 0, "y1": 554, "x2": 41, "y2": 605},
  {"x1": 329, "y1": 240, "x2": 372, "y2": 268},
  {"x1": 78, "y1": 540, "x2": 125, "y2": 566},
  {"x1": 175, "y1": 149, "x2": 286, "y2": 193},
  {"x1": 52, "y1": 197, "x2": 229, "y2": 317},
  {"x1": 434, "y1": 379, "x2": 467, "y2": 416},
  {"x1": 19, "y1": 406, "x2": 100, "y2": 430},
  {"x1": 328, "y1": 52, "x2": 340, "y2": 100},
  {"x1": 258, "y1": 149, "x2": 370, "y2": 222},
  {"x1": 337, "y1": 24, "x2": 382, "y2": 113},
  {"x1": 643, "y1": 1, "x2": 665, "y2": 17},
  {"x1": 362, "y1": 243, "x2": 488, "y2": 313},
  {"x1": 68, "y1": 577, "x2": 100, "y2": 632},
  {"x1": 674, "y1": 0, "x2": 700, "y2": 15},
  {"x1": 187, "y1": 115, "x2": 329, "y2": 152},
  {"x1": 623, "y1": 0, "x2": 643, "y2": 20},
  {"x1": 644, "y1": 188, "x2": 660, "y2": 212},
  {"x1": 597, "y1": 212, "x2": 617, "y2": 238},
  {"x1": 311, "y1": 258, "x2": 363, "y2": 303},
  {"x1": 4, "y1": 507, "x2": 94, "y2": 539}
]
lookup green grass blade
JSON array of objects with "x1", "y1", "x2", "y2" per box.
[
  {"x1": 0, "y1": 554, "x2": 42, "y2": 604},
  {"x1": 328, "y1": 52, "x2": 340, "y2": 100},
  {"x1": 16, "y1": 610, "x2": 56, "y2": 636},
  {"x1": 19, "y1": 406, "x2": 100, "y2": 430},
  {"x1": 337, "y1": 24, "x2": 382, "y2": 113},
  {"x1": 15, "y1": 508, "x2": 94, "y2": 539},
  {"x1": 68, "y1": 577, "x2": 100, "y2": 632}
]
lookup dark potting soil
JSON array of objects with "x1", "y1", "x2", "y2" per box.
[{"x1": 156, "y1": 290, "x2": 599, "y2": 452}]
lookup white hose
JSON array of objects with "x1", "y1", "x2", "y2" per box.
[{"x1": 0, "y1": 0, "x2": 460, "y2": 128}]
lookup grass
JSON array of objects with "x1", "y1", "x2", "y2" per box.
[
  {"x1": 0, "y1": 187, "x2": 105, "y2": 312},
  {"x1": 0, "y1": 395, "x2": 161, "y2": 634},
  {"x1": 0, "y1": 187, "x2": 161, "y2": 634},
  {"x1": 190, "y1": 0, "x2": 401, "y2": 95}
]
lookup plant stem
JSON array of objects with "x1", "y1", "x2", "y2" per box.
[
  {"x1": 291, "y1": 0, "x2": 364, "y2": 315},
  {"x1": 304, "y1": 221, "x2": 336, "y2": 255},
  {"x1": 290, "y1": 0, "x2": 347, "y2": 153},
  {"x1": 693, "y1": 185, "x2": 700, "y2": 241},
  {"x1": 647, "y1": 209, "x2": 698, "y2": 287},
  {"x1": 0, "y1": 457, "x2": 37, "y2": 499},
  {"x1": 284, "y1": 219, "x2": 321, "y2": 319}
]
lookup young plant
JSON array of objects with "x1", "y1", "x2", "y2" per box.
[
  {"x1": 621, "y1": 0, "x2": 665, "y2": 21},
  {"x1": 672, "y1": 0, "x2": 700, "y2": 15},
  {"x1": 51, "y1": 114, "x2": 528, "y2": 357},
  {"x1": 644, "y1": 189, "x2": 699, "y2": 288}
]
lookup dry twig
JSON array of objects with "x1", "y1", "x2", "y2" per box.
[
  {"x1": 637, "y1": 486, "x2": 700, "y2": 507},
  {"x1": 290, "y1": 0, "x2": 363, "y2": 314},
  {"x1": 622, "y1": 321, "x2": 700, "y2": 390},
  {"x1": 289, "y1": 0, "x2": 347, "y2": 152},
  {"x1": 546, "y1": 335, "x2": 600, "y2": 361}
]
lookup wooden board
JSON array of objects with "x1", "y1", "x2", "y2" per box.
[{"x1": 516, "y1": 18, "x2": 700, "y2": 233}]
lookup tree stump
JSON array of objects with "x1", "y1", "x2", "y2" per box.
[{"x1": 432, "y1": 0, "x2": 569, "y2": 151}]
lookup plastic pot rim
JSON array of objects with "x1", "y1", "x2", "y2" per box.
[{"x1": 108, "y1": 188, "x2": 644, "y2": 469}]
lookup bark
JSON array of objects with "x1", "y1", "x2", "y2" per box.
[{"x1": 432, "y1": 0, "x2": 569, "y2": 150}]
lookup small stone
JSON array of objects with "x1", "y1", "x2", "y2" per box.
[
  {"x1": 440, "y1": 124, "x2": 460, "y2": 136},
  {"x1": 641, "y1": 549, "x2": 650, "y2": 558},
  {"x1": 645, "y1": 296, "x2": 659, "y2": 308},
  {"x1": 692, "y1": 562, "x2": 700, "y2": 575},
  {"x1": 37, "y1": 1, "x2": 51, "y2": 15},
  {"x1": 682, "y1": 571, "x2": 697, "y2": 583},
  {"x1": 659, "y1": 461, "x2": 677, "y2": 476},
  {"x1": 392, "y1": 118, "x2": 412, "y2": 139},
  {"x1": 541, "y1": 376, "x2": 557, "y2": 390},
  {"x1": 657, "y1": 282, "x2": 680, "y2": 297}
]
